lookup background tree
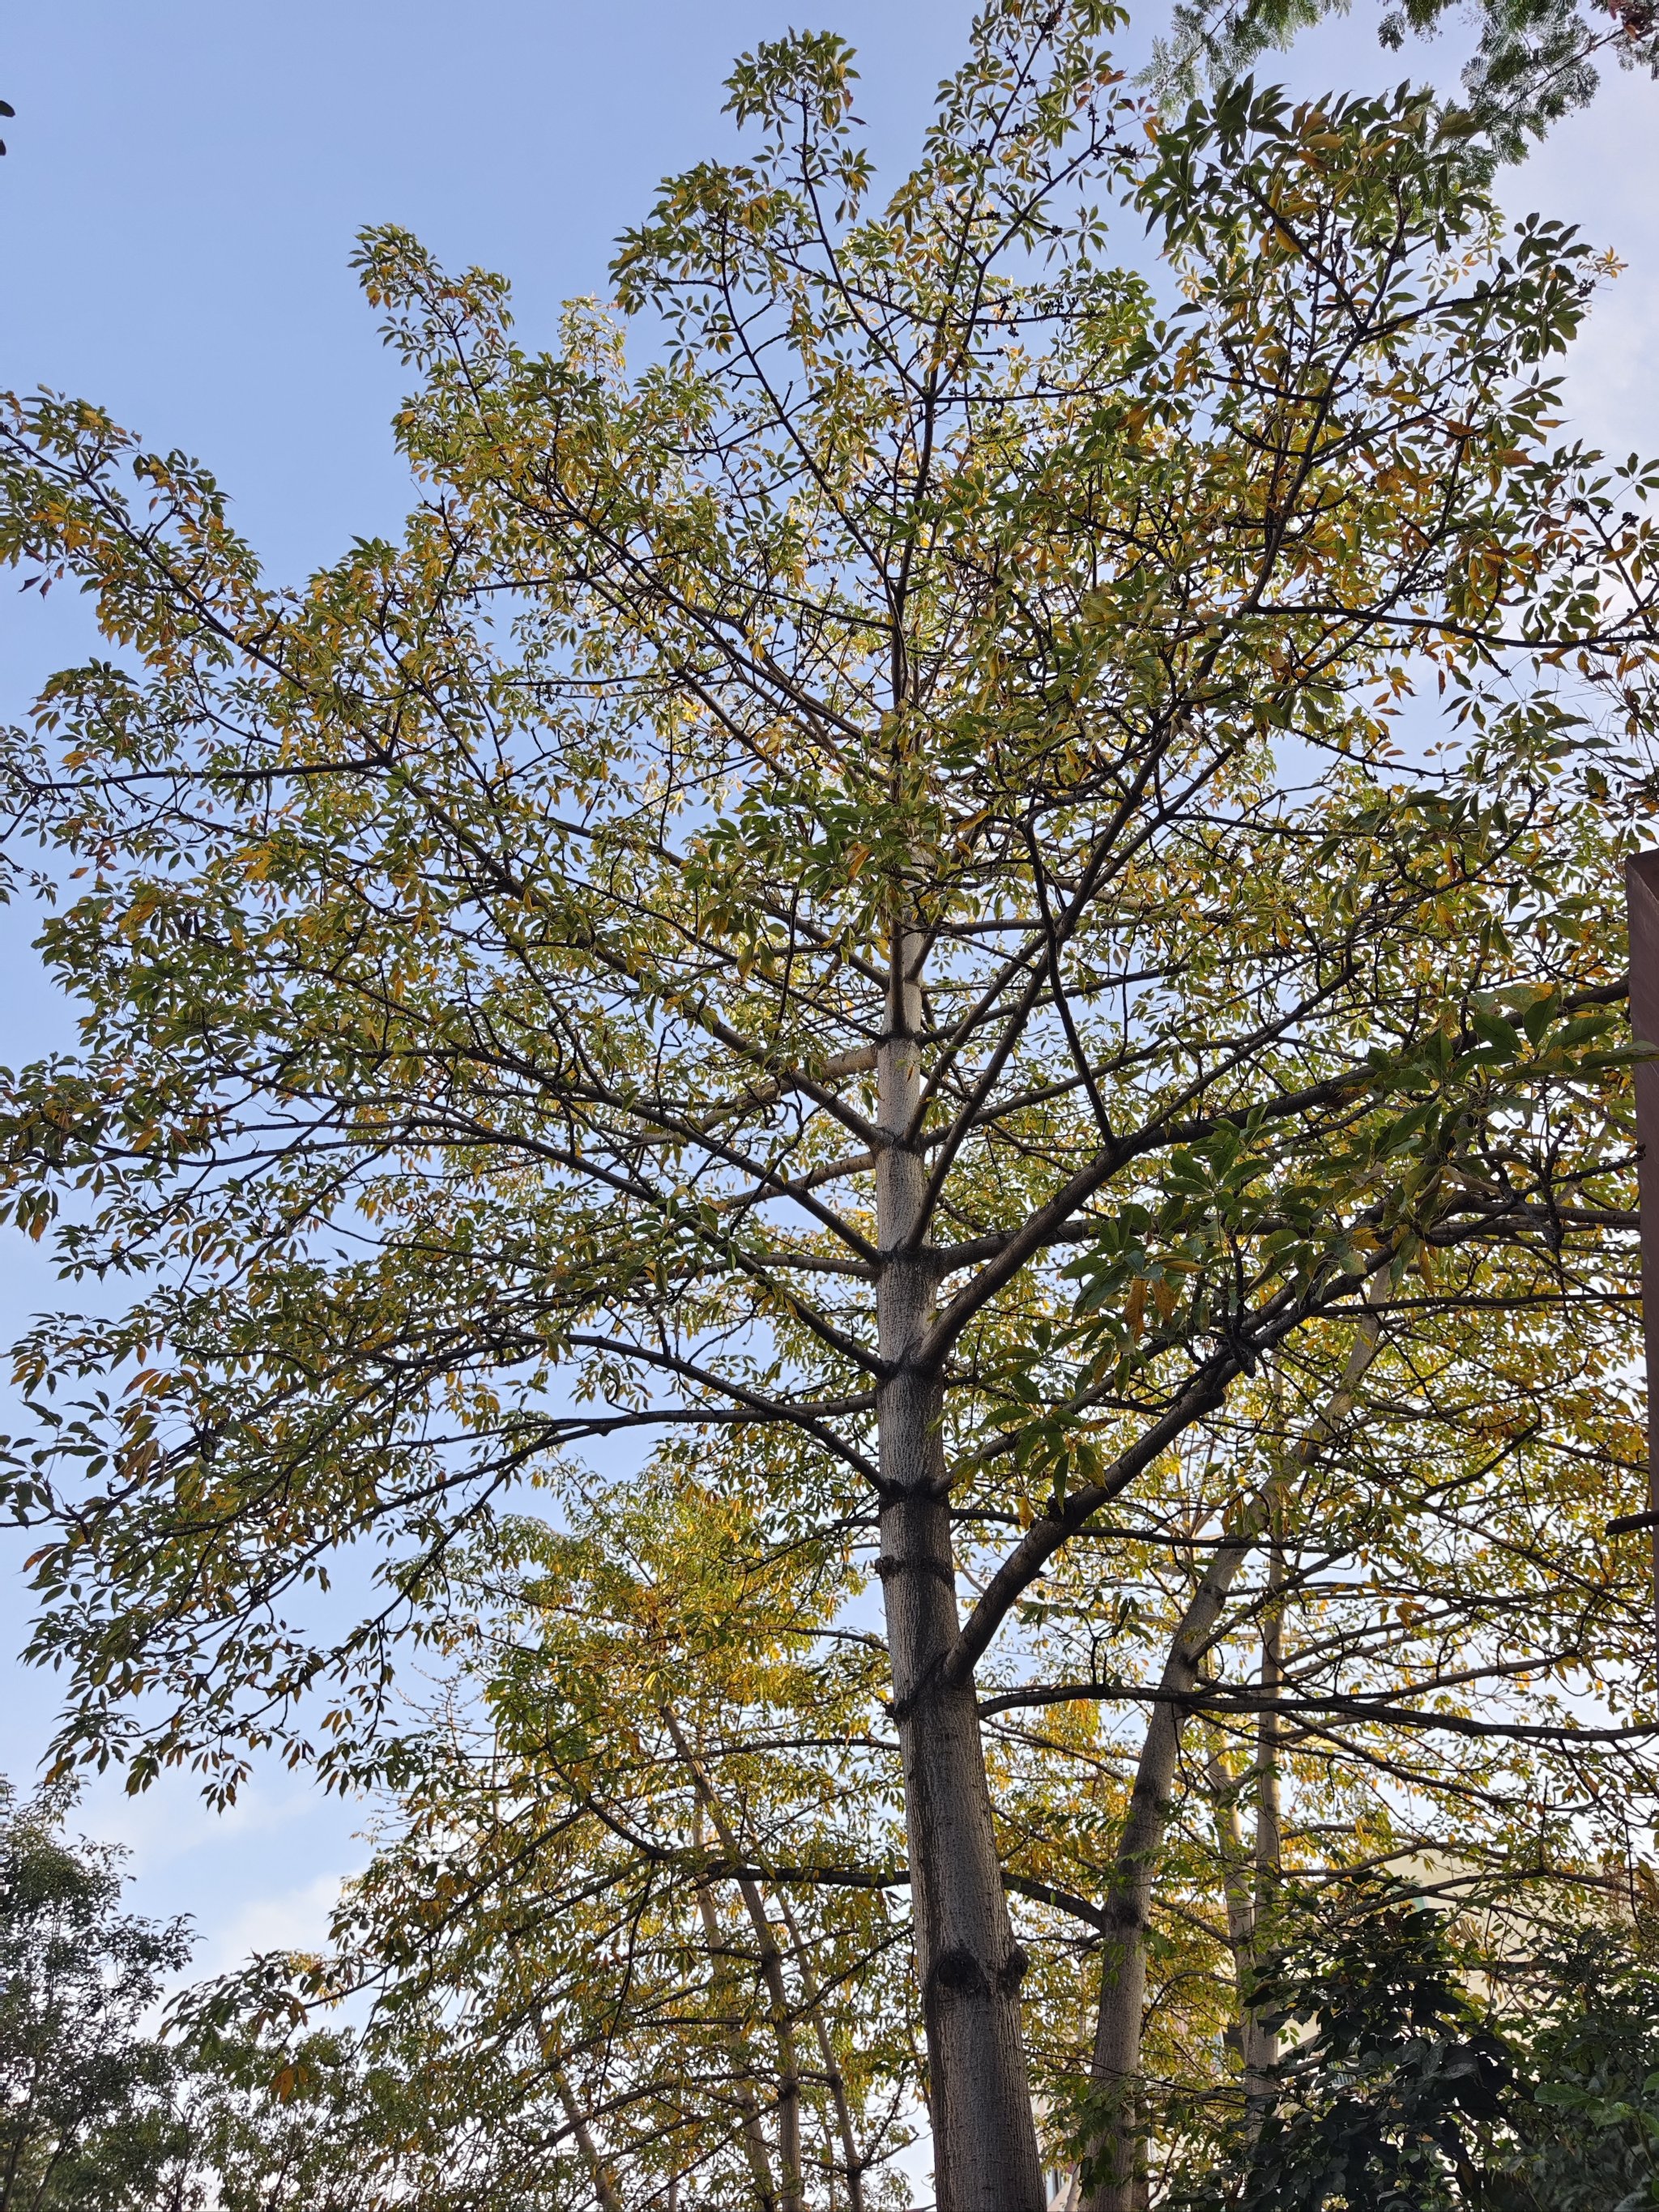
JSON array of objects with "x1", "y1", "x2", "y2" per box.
[
  {"x1": 0, "y1": 1784, "x2": 192, "y2": 2212},
  {"x1": 1168, "y1": 1879, "x2": 1659, "y2": 2211},
  {"x1": 0, "y1": 1784, "x2": 479, "y2": 2212},
  {"x1": 1153, "y1": 0, "x2": 1659, "y2": 163},
  {"x1": 998, "y1": 1252, "x2": 1655, "y2": 2204},
  {"x1": 237, "y1": 1282, "x2": 1653, "y2": 2212},
  {"x1": 1496, "y1": 1918, "x2": 1659, "y2": 2207},
  {"x1": 1, "y1": 6, "x2": 1657, "y2": 2208},
  {"x1": 224, "y1": 1447, "x2": 924, "y2": 2212},
  {"x1": 1169, "y1": 1878, "x2": 1516, "y2": 2211},
  {"x1": 175, "y1": 2014, "x2": 497, "y2": 2212}
]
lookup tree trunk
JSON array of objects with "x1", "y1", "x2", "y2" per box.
[
  {"x1": 876, "y1": 927, "x2": 1046, "y2": 2212},
  {"x1": 551, "y1": 2067, "x2": 625, "y2": 2212},
  {"x1": 773, "y1": 1889, "x2": 869, "y2": 2212},
  {"x1": 688, "y1": 1795, "x2": 783, "y2": 2212},
  {"x1": 666, "y1": 1711, "x2": 804, "y2": 2212},
  {"x1": 1204, "y1": 1745, "x2": 1275, "y2": 2098},
  {"x1": 1081, "y1": 1538, "x2": 1253, "y2": 2212},
  {"x1": 695, "y1": 1875, "x2": 784, "y2": 2212},
  {"x1": 1249, "y1": 1536, "x2": 1286, "y2": 2083},
  {"x1": 1082, "y1": 1306, "x2": 1384, "y2": 2210}
]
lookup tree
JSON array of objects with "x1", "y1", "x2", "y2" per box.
[
  {"x1": 1022, "y1": 1260, "x2": 1657, "y2": 2206},
  {"x1": 232, "y1": 1452, "x2": 925, "y2": 2212},
  {"x1": 0, "y1": 1782, "x2": 468, "y2": 2212},
  {"x1": 1152, "y1": 0, "x2": 1659, "y2": 164},
  {"x1": 1170, "y1": 1879, "x2": 1516, "y2": 2210},
  {"x1": 0, "y1": 1784, "x2": 193, "y2": 2212},
  {"x1": 1170, "y1": 1879, "x2": 1659, "y2": 2211},
  {"x1": 173, "y1": 2014, "x2": 487, "y2": 2212},
  {"x1": 1, "y1": 7, "x2": 1657, "y2": 2207},
  {"x1": 279, "y1": 1271, "x2": 1653, "y2": 2212},
  {"x1": 1497, "y1": 1918, "x2": 1659, "y2": 2208}
]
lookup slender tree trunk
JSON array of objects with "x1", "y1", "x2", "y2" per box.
[
  {"x1": 666, "y1": 1711, "x2": 804, "y2": 2212},
  {"x1": 695, "y1": 1876, "x2": 784, "y2": 2212},
  {"x1": 876, "y1": 923, "x2": 1045, "y2": 2212},
  {"x1": 688, "y1": 1796, "x2": 783, "y2": 2212},
  {"x1": 1082, "y1": 1306, "x2": 1384, "y2": 2211},
  {"x1": 1081, "y1": 1537, "x2": 1254, "y2": 2212},
  {"x1": 1204, "y1": 1745, "x2": 1274, "y2": 2099},
  {"x1": 530, "y1": 2001, "x2": 627, "y2": 2212},
  {"x1": 774, "y1": 1889, "x2": 869, "y2": 2212},
  {"x1": 1205, "y1": 1743, "x2": 1254, "y2": 1949},
  {"x1": 665, "y1": 1728, "x2": 868, "y2": 2211},
  {"x1": 552, "y1": 2067, "x2": 625, "y2": 2212},
  {"x1": 1250, "y1": 1537, "x2": 1285, "y2": 2082}
]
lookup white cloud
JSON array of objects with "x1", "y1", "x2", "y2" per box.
[
  {"x1": 70, "y1": 1772, "x2": 332, "y2": 1877},
  {"x1": 203, "y1": 1871, "x2": 347, "y2": 1974},
  {"x1": 1505, "y1": 69, "x2": 1659, "y2": 463}
]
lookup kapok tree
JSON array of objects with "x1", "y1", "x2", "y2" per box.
[{"x1": 1, "y1": 7, "x2": 1656, "y2": 2209}]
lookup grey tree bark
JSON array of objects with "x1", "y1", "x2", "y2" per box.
[
  {"x1": 875, "y1": 924, "x2": 1046, "y2": 2212},
  {"x1": 694, "y1": 1873, "x2": 785, "y2": 2211},
  {"x1": 1205, "y1": 1745, "x2": 1277, "y2": 2096},
  {"x1": 1081, "y1": 1306, "x2": 1385, "y2": 2212},
  {"x1": 551, "y1": 2068, "x2": 625, "y2": 2212},
  {"x1": 1081, "y1": 1534, "x2": 1256, "y2": 2212},
  {"x1": 773, "y1": 1889, "x2": 869, "y2": 2212},
  {"x1": 1251, "y1": 1533, "x2": 1286, "y2": 2062},
  {"x1": 665, "y1": 1710, "x2": 804, "y2": 2212},
  {"x1": 688, "y1": 1790, "x2": 786, "y2": 2212}
]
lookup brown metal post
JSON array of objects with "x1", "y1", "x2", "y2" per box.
[{"x1": 1620, "y1": 853, "x2": 1659, "y2": 1660}]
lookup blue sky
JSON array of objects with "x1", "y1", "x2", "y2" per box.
[{"x1": 2, "y1": 0, "x2": 1656, "y2": 1976}]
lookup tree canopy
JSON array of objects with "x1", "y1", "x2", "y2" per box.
[
  {"x1": 0, "y1": 1784, "x2": 190, "y2": 2212},
  {"x1": 1154, "y1": 0, "x2": 1659, "y2": 162}
]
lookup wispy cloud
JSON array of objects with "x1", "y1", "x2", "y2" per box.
[
  {"x1": 203, "y1": 1871, "x2": 348, "y2": 1975},
  {"x1": 1507, "y1": 67, "x2": 1659, "y2": 462}
]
